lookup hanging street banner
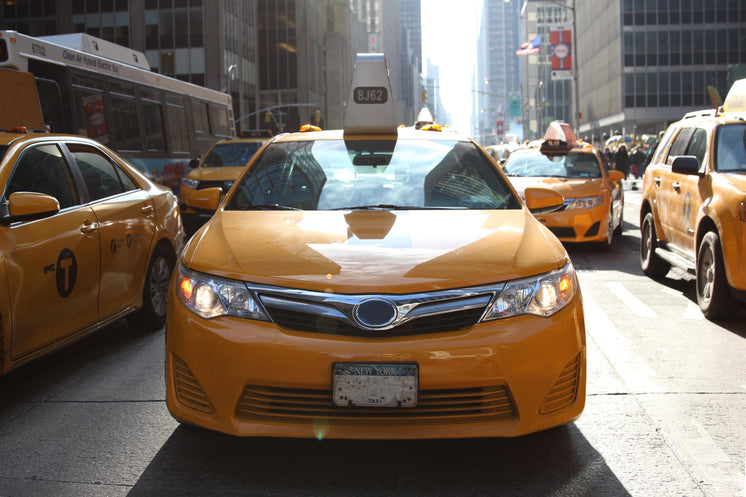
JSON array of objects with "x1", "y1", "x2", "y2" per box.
[{"x1": 550, "y1": 25, "x2": 573, "y2": 81}]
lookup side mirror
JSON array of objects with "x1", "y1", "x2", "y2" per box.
[
  {"x1": 524, "y1": 187, "x2": 564, "y2": 214},
  {"x1": 671, "y1": 155, "x2": 701, "y2": 176},
  {"x1": 3, "y1": 192, "x2": 60, "y2": 223},
  {"x1": 189, "y1": 158, "x2": 200, "y2": 169},
  {"x1": 607, "y1": 170, "x2": 625, "y2": 182},
  {"x1": 186, "y1": 187, "x2": 221, "y2": 212}
]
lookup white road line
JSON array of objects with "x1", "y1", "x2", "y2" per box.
[
  {"x1": 683, "y1": 301, "x2": 704, "y2": 320},
  {"x1": 606, "y1": 281, "x2": 657, "y2": 317},
  {"x1": 583, "y1": 293, "x2": 663, "y2": 393}
]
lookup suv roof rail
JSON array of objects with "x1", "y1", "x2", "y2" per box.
[{"x1": 683, "y1": 109, "x2": 716, "y2": 119}]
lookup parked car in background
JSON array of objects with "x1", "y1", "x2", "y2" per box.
[
  {"x1": 0, "y1": 129, "x2": 183, "y2": 377},
  {"x1": 503, "y1": 122, "x2": 625, "y2": 250},
  {"x1": 640, "y1": 79, "x2": 746, "y2": 320}
]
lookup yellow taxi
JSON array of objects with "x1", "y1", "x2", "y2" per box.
[
  {"x1": 166, "y1": 54, "x2": 585, "y2": 439},
  {"x1": 503, "y1": 122, "x2": 625, "y2": 249},
  {"x1": 640, "y1": 78, "x2": 746, "y2": 320},
  {"x1": 179, "y1": 131, "x2": 270, "y2": 232},
  {"x1": 0, "y1": 130, "x2": 183, "y2": 377}
]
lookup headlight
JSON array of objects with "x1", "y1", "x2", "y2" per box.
[
  {"x1": 482, "y1": 262, "x2": 578, "y2": 320},
  {"x1": 565, "y1": 195, "x2": 604, "y2": 210},
  {"x1": 176, "y1": 265, "x2": 270, "y2": 321},
  {"x1": 181, "y1": 177, "x2": 200, "y2": 189}
]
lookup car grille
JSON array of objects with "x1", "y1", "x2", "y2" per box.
[
  {"x1": 173, "y1": 355, "x2": 213, "y2": 413},
  {"x1": 547, "y1": 227, "x2": 576, "y2": 238},
  {"x1": 539, "y1": 353, "x2": 581, "y2": 414},
  {"x1": 254, "y1": 286, "x2": 499, "y2": 337},
  {"x1": 235, "y1": 384, "x2": 516, "y2": 424}
]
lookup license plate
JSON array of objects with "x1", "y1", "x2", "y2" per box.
[{"x1": 333, "y1": 363, "x2": 418, "y2": 408}]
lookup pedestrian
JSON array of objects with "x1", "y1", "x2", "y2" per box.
[{"x1": 614, "y1": 144, "x2": 630, "y2": 179}]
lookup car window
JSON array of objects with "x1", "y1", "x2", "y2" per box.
[
  {"x1": 666, "y1": 127, "x2": 694, "y2": 165},
  {"x1": 5, "y1": 144, "x2": 80, "y2": 208},
  {"x1": 202, "y1": 141, "x2": 264, "y2": 167},
  {"x1": 686, "y1": 128, "x2": 707, "y2": 168},
  {"x1": 503, "y1": 150, "x2": 601, "y2": 179},
  {"x1": 0, "y1": 145, "x2": 7, "y2": 163},
  {"x1": 68, "y1": 143, "x2": 136, "y2": 201},
  {"x1": 227, "y1": 138, "x2": 521, "y2": 210},
  {"x1": 715, "y1": 124, "x2": 746, "y2": 172}
]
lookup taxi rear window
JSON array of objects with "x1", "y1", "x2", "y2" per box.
[{"x1": 225, "y1": 139, "x2": 521, "y2": 211}]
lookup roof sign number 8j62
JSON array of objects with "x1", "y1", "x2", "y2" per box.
[{"x1": 353, "y1": 86, "x2": 388, "y2": 104}]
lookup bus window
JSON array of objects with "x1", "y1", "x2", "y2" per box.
[
  {"x1": 210, "y1": 104, "x2": 230, "y2": 137},
  {"x1": 192, "y1": 100, "x2": 210, "y2": 135},
  {"x1": 72, "y1": 72, "x2": 109, "y2": 143},
  {"x1": 35, "y1": 78, "x2": 64, "y2": 133},
  {"x1": 110, "y1": 95, "x2": 140, "y2": 152},
  {"x1": 140, "y1": 88, "x2": 166, "y2": 152},
  {"x1": 165, "y1": 93, "x2": 189, "y2": 153}
]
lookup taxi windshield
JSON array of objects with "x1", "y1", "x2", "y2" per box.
[
  {"x1": 202, "y1": 141, "x2": 263, "y2": 168},
  {"x1": 503, "y1": 150, "x2": 602, "y2": 179},
  {"x1": 716, "y1": 124, "x2": 746, "y2": 173},
  {"x1": 226, "y1": 138, "x2": 521, "y2": 211}
]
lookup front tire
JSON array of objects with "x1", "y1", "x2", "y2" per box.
[
  {"x1": 130, "y1": 245, "x2": 174, "y2": 331},
  {"x1": 640, "y1": 212, "x2": 669, "y2": 279},
  {"x1": 696, "y1": 231, "x2": 734, "y2": 320}
]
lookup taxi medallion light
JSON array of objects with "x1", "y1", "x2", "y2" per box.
[
  {"x1": 343, "y1": 53, "x2": 398, "y2": 136},
  {"x1": 300, "y1": 124, "x2": 322, "y2": 132},
  {"x1": 176, "y1": 265, "x2": 269, "y2": 321},
  {"x1": 483, "y1": 262, "x2": 577, "y2": 320}
]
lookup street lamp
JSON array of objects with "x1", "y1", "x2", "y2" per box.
[{"x1": 226, "y1": 64, "x2": 237, "y2": 97}]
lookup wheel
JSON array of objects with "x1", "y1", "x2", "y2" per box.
[
  {"x1": 613, "y1": 202, "x2": 624, "y2": 238},
  {"x1": 696, "y1": 231, "x2": 735, "y2": 320},
  {"x1": 640, "y1": 212, "x2": 669, "y2": 279},
  {"x1": 130, "y1": 245, "x2": 174, "y2": 331},
  {"x1": 594, "y1": 207, "x2": 614, "y2": 251}
]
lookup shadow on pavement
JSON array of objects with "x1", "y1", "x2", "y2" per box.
[{"x1": 128, "y1": 423, "x2": 632, "y2": 497}]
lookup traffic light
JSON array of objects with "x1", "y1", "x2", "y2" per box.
[
  {"x1": 421, "y1": 90, "x2": 427, "y2": 103},
  {"x1": 314, "y1": 109, "x2": 321, "y2": 124},
  {"x1": 264, "y1": 111, "x2": 272, "y2": 124}
]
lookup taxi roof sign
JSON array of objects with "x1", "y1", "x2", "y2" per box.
[
  {"x1": 720, "y1": 78, "x2": 746, "y2": 115},
  {"x1": 540, "y1": 121, "x2": 577, "y2": 153},
  {"x1": 343, "y1": 54, "x2": 398, "y2": 136}
]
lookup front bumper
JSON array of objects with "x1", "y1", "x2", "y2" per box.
[
  {"x1": 165, "y1": 292, "x2": 586, "y2": 439},
  {"x1": 535, "y1": 204, "x2": 608, "y2": 243}
]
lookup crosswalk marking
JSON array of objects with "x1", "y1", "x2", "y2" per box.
[{"x1": 606, "y1": 281, "x2": 657, "y2": 317}]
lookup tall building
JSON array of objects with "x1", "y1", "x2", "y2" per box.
[
  {"x1": 476, "y1": 0, "x2": 522, "y2": 144},
  {"x1": 516, "y1": 0, "x2": 746, "y2": 145}
]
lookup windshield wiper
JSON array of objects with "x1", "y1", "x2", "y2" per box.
[{"x1": 247, "y1": 204, "x2": 301, "y2": 210}]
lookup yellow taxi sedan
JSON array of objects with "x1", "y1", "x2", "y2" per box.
[
  {"x1": 503, "y1": 122, "x2": 625, "y2": 249},
  {"x1": 179, "y1": 132, "x2": 270, "y2": 233},
  {"x1": 166, "y1": 54, "x2": 585, "y2": 439},
  {"x1": 0, "y1": 130, "x2": 183, "y2": 377}
]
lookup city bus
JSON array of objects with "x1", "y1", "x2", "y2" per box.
[{"x1": 0, "y1": 30, "x2": 235, "y2": 192}]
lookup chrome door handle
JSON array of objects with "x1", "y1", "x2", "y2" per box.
[
  {"x1": 80, "y1": 220, "x2": 98, "y2": 234},
  {"x1": 141, "y1": 204, "x2": 154, "y2": 215},
  {"x1": 672, "y1": 182, "x2": 681, "y2": 191},
  {"x1": 654, "y1": 177, "x2": 661, "y2": 187}
]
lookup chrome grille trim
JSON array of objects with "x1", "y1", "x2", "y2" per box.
[{"x1": 251, "y1": 283, "x2": 502, "y2": 335}]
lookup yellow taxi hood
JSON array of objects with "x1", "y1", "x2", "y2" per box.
[
  {"x1": 187, "y1": 166, "x2": 244, "y2": 182},
  {"x1": 508, "y1": 176, "x2": 605, "y2": 199},
  {"x1": 181, "y1": 210, "x2": 568, "y2": 293}
]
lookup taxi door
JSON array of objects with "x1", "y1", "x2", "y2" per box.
[
  {"x1": 65, "y1": 143, "x2": 156, "y2": 319},
  {"x1": 4, "y1": 144, "x2": 100, "y2": 359},
  {"x1": 667, "y1": 128, "x2": 707, "y2": 253},
  {"x1": 657, "y1": 127, "x2": 695, "y2": 245}
]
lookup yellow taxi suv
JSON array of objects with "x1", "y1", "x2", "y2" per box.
[
  {"x1": 179, "y1": 132, "x2": 270, "y2": 233},
  {"x1": 640, "y1": 78, "x2": 746, "y2": 321},
  {"x1": 166, "y1": 54, "x2": 585, "y2": 439},
  {"x1": 503, "y1": 122, "x2": 625, "y2": 250},
  {"x1": 0, "y1": 130, "x2": 183, "y2": 377}
]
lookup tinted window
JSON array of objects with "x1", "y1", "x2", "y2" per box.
[
  {"x1": 227, "y1": 139, "x2": 520, "y2": 211},
  {"x1": 6, "y1": 144, "x2": 79, "y2": 208},
  {"x1": 666, "y1": 127, "x2": 695, "y2": 165},
  {"x1": 716, "y1": 124, "x2": 746, "y2": 172},
  {"x1": 686, "y1": 128, "x2": 708, "y2": 168},
  {"x1": 202, "y1": 142, "x2": 264, "y2": 167},
  {"x1": 68, "y1": 144, "x2": 136, "y2": 201}
]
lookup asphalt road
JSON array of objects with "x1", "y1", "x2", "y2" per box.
[{"x1": 0, "y1": 184, "x2": 744, "y2": 497}]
